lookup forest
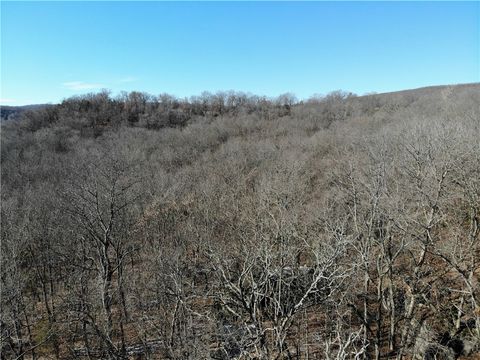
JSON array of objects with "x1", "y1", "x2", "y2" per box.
[{"x1": 1, "y1": 83, "x2": 479, "y2": 359}]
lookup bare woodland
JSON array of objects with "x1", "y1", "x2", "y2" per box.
[{"x1": 1, "y1": 83, "x2": 479, "y2": 359}]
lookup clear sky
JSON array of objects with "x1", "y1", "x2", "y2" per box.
[{"x1": 1, "y1": 1, "x2": 479, "y2": 105}]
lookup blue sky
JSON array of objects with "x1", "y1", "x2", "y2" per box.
[{"x1": 1, "y1": 1, "x2": 479, "y2": 105}]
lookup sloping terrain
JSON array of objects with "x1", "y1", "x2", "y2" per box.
[{"x1": 1, "y1": 83, "x2": 479, "y2": 359}]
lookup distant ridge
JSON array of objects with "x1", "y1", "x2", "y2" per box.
[
  {"x1": 1, "y1": 82, "x2": 478, "y2": 122},
  {"x1": 0, "y1": 104, "x2": 51, "y2": 121},
  {"x1": 368, "y1": 82, "x2": 480, "y2": 97}
]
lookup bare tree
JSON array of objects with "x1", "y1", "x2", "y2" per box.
[{"x1": 63, "y1": 155, "x2": 140, "y2": 359}]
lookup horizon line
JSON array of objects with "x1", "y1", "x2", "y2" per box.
[{"x1": 2, "y1": 82, "x2": 479, "y2": 107}]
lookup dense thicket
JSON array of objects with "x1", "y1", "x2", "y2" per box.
[{"x1": 1, "y1": 84, "x2": 479, "y2": 359}]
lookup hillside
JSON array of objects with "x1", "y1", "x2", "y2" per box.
[
  {"x1": 0, "y1": 104, "x2": 51, "y2": 122},
  {"x1": 1, "y1": 83, "x2": 479, "y2": 359}
]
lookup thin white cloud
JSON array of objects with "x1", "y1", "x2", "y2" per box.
[
  {"x1": 0, "y1": 98, "x2": 17, "y2": 104},
  {"x1": 63, "y1": 81, "x2": 105, "y2": 91},
  {"x1": 118, "y1": 76, "x2": 138, "y2": 83}
]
